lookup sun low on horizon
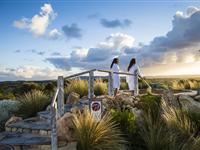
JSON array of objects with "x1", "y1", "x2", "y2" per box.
[{"x1": 0, "y1": 0, "x2": 200, "y2": 81}]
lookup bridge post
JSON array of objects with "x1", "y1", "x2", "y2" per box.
[
  {"x1": 134, "y1": 73, "x2": 139, "y2": 96},
  {"x1": 197, "y1": 88, "x2": 200, "y2": 95},
  {"x1": 88, "y1": 71, "x2": 94, "y2": 100},
  {"x1": 51, "y1": 105, "x2": 57, "y2": 150},
  {"x1": 108, "y1": 72, "x2": 113, "y2": 96},
  {"x1": 57, "y1": 76, "x2": 64, "y2": 118}
]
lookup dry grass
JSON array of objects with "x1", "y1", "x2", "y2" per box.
[
  {"x1": 16, "y1": 90, "x2": 50, "y2": 118},
  {"x1": 73, "y1": 110, "x2": 125, "y2": 150},
  {"x1": 94, "y1": 79, "x2": 108, "y2": 96}
]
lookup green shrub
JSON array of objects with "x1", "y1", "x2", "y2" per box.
[
  {"x1": 65, "y1": 80, "x2": 88, "y2": 97},
  {"x1": 16, "y1": 90, "x2": 50, "y2": 118},
  {"x1": 111, "y1": 109, "x2": 136, "y2": 135},
  {"x1": 73, "y1": 110, "x2": 125, "y2": 150},
  {"x1": 111, "y1": 109, "x2": 143, "y2": 149},
  {"x1": 94, "y1": 80, "x2": 108, "y2": 96},
  {"x1": 139, "y1": 94, "x2": 162, "y2": 121},
  {"x1": 0, "y1": 92, "x2": 16, "y2": 100},
  {"x1": 0, "y1": 100, "x2": 20, "y2": 131}
]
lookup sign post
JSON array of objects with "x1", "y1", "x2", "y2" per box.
[{"x1": 90, "y1": 100, "x2": 102, "y2": 122}]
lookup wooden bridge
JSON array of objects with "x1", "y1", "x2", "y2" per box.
[
  {"x1": 0, "y1": 69, "x2": 151, "y2": 150},
  {"x1": 50, "y1": 69, "x2": 151, "y2": 150}
]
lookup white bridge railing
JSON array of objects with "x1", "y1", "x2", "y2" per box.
[{"x1": 50, "y1": 69, "x2": 151, "y2": 150}]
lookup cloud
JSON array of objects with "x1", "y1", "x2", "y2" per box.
[
  {"x1": 14, "y1": 50, "x2": 21, "y2": 53},
  {"x1": 0, "y1": 66, "x2": 73, "y2": 81},
  {"x1": 46, "y1": 57, "x2": 71, "y2": 70},
  {"x1": 26, "y1": 49, "x2": 45, "y2": 55},
  {"x1": 40, "y1": 6, "x2": 200, "y2": 77},
  {"x1": 100, "y1": 18, "x2": 132, "y2": 28},
  {"x1": 134, "y1": 6, "x2": 200, "y2": 67},
  {"x1": 88, "y1": 13, "x2": 100, "y2": 19},
  {"x1": 51, "y1": 52, "x2": 62, "y2": 56},
  {"x1": 62, "y1": 23, "x2": 82, "y2": 40},
  {"x1": 46, "y1": 33, "x2": 136, "y2": 70},
  {"x1": 13, "y1": 3, "x2": 56, "y2": 36},
  {"x1": 48, "y1": 29, "x2": 62, "y2": 40}
]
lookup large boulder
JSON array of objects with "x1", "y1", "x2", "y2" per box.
[
  {"x1": 57, "y1": 113, "x2": 76, "y2": 142},
  {"x1": 178, "y1": 94, "x2": 200, "y2": 113},
  {"x1": 194, "y1": 95, "x2": 200, "y2": 101},
  {"x1": 67, "y1": 92, "x2": 80, "y2": 104}
]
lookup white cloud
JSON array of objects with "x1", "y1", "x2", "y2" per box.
[
  {"x1": 0, "y1": 65, "x2": 76, "y2": 81},
  {"x1": 48, "y1": 29, "x2": 62, "y2": 40},
  {"x1": 13, "y1": 3, "x2": 56, "y2": 36}
]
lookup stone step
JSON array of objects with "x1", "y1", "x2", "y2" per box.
[
  {"x1": 5, "y1": 117, "x2": 51, "y2": 136},
  {"x1": 38, "y1": 100, "x2": 89, "y2": 121},
  {"x1": 0, "y1": 132, "x2": 51, "y2": 146}
]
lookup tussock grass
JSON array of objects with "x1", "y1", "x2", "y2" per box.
[
  {"x1": 94, "y1": 79, "x2": 108, "y2": 96},
  {"x1": 16, "y1": 90, "x2": 50, "y2": 118},
  {"x1": 73, "y1": 110, "x2": 125, "y2": 150},
  {"x1": 65, "y1": 80, "x2": 88, "y2": 97}
]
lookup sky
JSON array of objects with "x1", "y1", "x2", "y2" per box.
[{"x1": 0, "y1": 0, "x2": 200, "y2": 81}]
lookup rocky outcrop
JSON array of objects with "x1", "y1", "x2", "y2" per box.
[
  {"x1": 66, "y1": 92, "x2": 80, "y2": 104},
  {"x1": 194, "y1": 95, "x2": 200, "y2": 101},
  {"x1": 57, "y1": 113, "x2": 75, "y2": 142},
  {"x1": 178, "y1": 94, "x2": 200, "y2": 113}
]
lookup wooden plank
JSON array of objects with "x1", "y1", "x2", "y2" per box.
[
  {"x1": 134, "y1": 71, "x2": 139, "y2": 96},
  {"x1": 57, "y1": 76, "x2": 64, "y2": 118},
  {"x1": 88, "y1": 71, "x2": 94, "y2": 100},
  {"x1": 0, "y1": 132, "x2": 51, "y2": 145},
  {"x1": 51, "y1": 88, "x2": 59, "y2": 107},
  {"x1": 65, "y1": 69, "x2": 96, "y2": 79},
  {"x1": 97, "y1": 69, "x2": 135, "y2": 76},
  {"x1": 51, "y1": 106, "x2": 57, "y2": 150},
  {"x1": 108, "y1": 72, "x2": 113, "y2": 96}
]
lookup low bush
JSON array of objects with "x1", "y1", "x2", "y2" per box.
[
  {"x1": 111, "y1": 109, "x2": 143, "y2": 149},
  {"x1": 16, "y1": 90, "x2": 50, "y2": 118},
  {"x1": 65, "y1": 80, "x2": 88, "y2": 97},
  {"x1": 94, "y1": 80, "x2": 108, "y2": 96},
  {"x1": 139, "y1": 94, "x2": 162, "y2": 121},
  {"x1": 73, "y1": 110, "x2": 125, "y2": 150},
  {"x1": 0, "y1": 100, "x2": 19, "y2": 131},
  {"x1": 0, "y1": 92, "x2": 16, "y2": 100}
]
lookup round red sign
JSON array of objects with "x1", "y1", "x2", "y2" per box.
[{"x1": 92, "y1": 102, "x2": 101, "y2": 111}]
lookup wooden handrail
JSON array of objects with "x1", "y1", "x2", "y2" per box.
[
  {"x1": 97, "y1": 69, "x2": 136, "y2": 76},
  {"x1": 51, "y1": 88, "x2": 59, "y2": 107},
  {"x1": 64, "y1": 69, "x2": 96, "y2": 79}
]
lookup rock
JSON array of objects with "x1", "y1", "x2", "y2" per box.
[
  {"x1": 194, "y1": 95, "x2": 200, "y2": 101},
  {"x1": 71, "y1": 106, "x2": 82, "y2": 114},
  {"x1": 131, "y1": 108, "x2": 142, "y2": 118},
  {"x1": 57, "y1": 113, "x2": 76, "y2": 142},
  {"x1": 67, "y1": 92, "x2": 80, "y2": 104},
  {"x1": 5, "y1": 116, "x2": 22, "y2": 126},
  {"x1": 179, "y1": 94, "x2": 200, "y2": 113}
]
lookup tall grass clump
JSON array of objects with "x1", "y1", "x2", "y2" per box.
[
  {"x1": 111, "y1": 109, "x2": 144, "y2": 149},
  {"x1": 162, "y1": 101, "x2": 196, "y2": 138},
  {"x1": 94, "y1": 79, "x2": 108, "y2": 96},
  {"x1": 139, "y1": 110, "x2": 171, "y2": 150},
  {"x1": 16, "y1": 90, "x2": 50, "y2": 118},
  {"x1": 65, "y1": 80, "x2": 88, "y2": 97},
  {"x1": 73, "y1": 110, "x2": 125, "y2": 150}
]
